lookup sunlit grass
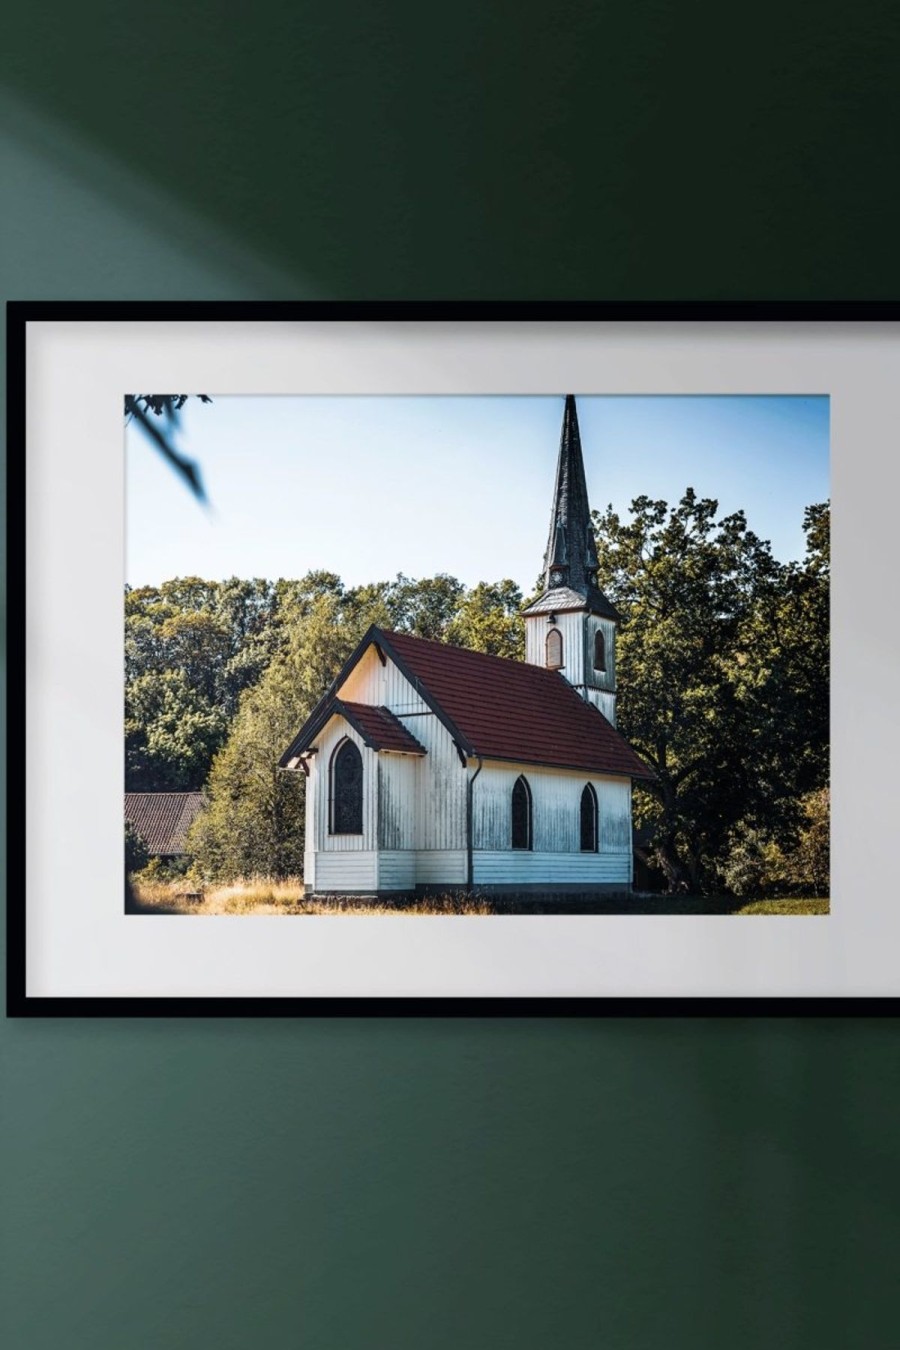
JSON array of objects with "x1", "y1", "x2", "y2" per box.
[
  {"x1": 734, "y1": 897, "x2": 829, "y2": 915},
  {"x1": 129, "y1": 878, "x2": 830, "y2": 916},
  {"x1": 129, "y1": 877, "x2": 494, "y2": 916}
]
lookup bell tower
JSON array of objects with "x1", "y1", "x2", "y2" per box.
[{"x1": 523, "y1": 395, "x2": 620, "y2": 725}]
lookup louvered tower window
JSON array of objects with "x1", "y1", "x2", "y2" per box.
[
  {"x1": 330, "y1": 738, "x2": 363, "y2": 834},
  {"x1": 594, "y1": 629, "x2": 606, "y2": 672},
  {"x1": 546, "y1": 628, "x2": 563, "y2": 669}
]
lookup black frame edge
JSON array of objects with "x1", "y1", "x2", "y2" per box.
[{"x1": 7, "y1": 300, "x2": 896, "y2": 1018}]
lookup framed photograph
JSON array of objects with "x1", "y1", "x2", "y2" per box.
[{"x1": 7, "y1": 302, "x2": 897, "y2": 1014}]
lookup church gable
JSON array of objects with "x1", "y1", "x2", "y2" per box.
[{"x1": 281, "y1": 395, "x2": 652, "y2": 898}]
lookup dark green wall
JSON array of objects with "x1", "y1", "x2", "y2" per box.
[{"x1": 2, "y1": 6, "x2": 899, "y2": 1347}]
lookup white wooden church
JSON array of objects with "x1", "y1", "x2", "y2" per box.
[{"x1": 280, "y1": 396, "x2": 653, "y2": 897}]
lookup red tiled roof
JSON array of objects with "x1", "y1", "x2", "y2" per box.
[
  {"x1": 380, "y1": 630, "x2": 654, "y2": 780},
  {"x1": 124, "y1": 792, "x2": 206, "y2": 855},
  {"x1": 336, "y1": 701, "x2": 426, "y2": 754}
]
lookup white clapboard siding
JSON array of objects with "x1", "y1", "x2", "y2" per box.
[
  {"x1": 414, "y1": 850, "x2": 468, "y2": 886},
  {"x1": 473, "y1": 850, "x2": 631, "y2": 886},
  {"x1": 377, "y1": 851, "x2": 417, "y2": 891},
  {"x1": 473, "y1": 760, "x2": 632, "y2": 854},
  {"x1": 314, "y1": 851, "x2": 379, "y2": 893}
]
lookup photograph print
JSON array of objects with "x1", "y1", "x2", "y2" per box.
[{"x1": 124, "y1": 391, "x2": 829, "y2": 918}]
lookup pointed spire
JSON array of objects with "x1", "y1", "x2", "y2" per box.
[
  {"x1": 542, "y1": 395, "x2": 599, "y2": 593},
  {"x1": 524, "y1": 396, "x2": 619, "y2": 620}
]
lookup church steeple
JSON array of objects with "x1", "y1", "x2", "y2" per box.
[
  {"x1": 522, "y1": 395, "x2": 620, "y2": 724},
  {"x1": 528, "y1": 395, "x2": 619, "y2": 621}
]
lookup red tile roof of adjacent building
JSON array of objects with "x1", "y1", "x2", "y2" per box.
[
  {"x1": 335, "y1": 701, "x2": 427, "y2": 754},
  {"x1": 124, "y1": 792, "x2": 206, "y2": 855},
  {"x1": 379, "y1": 629, "x2": 654, "y2": 779}
]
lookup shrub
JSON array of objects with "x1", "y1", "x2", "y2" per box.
[
  {"x1": 721, "y1": 787, "x2": 829, "y2": 899},
  {"x1": 125, "y1": 820, "x2": 150, "y2": 875}
]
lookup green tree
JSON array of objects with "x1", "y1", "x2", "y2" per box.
[
  {"x1": 124, "y1": 820, "x2": 150, "y2": 875},
  {"x1": 445, "y1": 579, "x2": 525, "y2": 658},
  {"x1": 384, "y1": 573, "x2": 465, "y2": 639},
  {"x1": 126, "y1": 669, "x2": 227, "y2": 790},
  {"x1": 189, "y1": 588, "x2": 393, "y2": 880},
  {"x1": 593, "y1": 490, "x2": 827, "y2": 892}
]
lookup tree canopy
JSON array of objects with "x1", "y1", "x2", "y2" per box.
[
  {"x1": 592, "y1": 491, "x2": 829, "y2": 892},
  {"x1": 126, "y1": 495, "x2": 828, "y2": 895}
]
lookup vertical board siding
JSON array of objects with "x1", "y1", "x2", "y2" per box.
[
  {"x1": 377, "y1": 755, "x2": 418, "y2": 850},
  {"x1": 473, "y1": 761, "x2": 632, "y2": 855},
  {"x1": 308, "y1": 650, "x2": 634, "y2": 892},
  {"x1": 314, "y1": 720, "x2": 376, "y2": 852},
  {"x1": 339, "y1": 653, "x2": 466, "y2": 848},
  {"x1": 303, "y1": 765, "x2": 317, "y2": 888},
  {"x1": 585, "y1": 616, "x2": 616, "y2": 693},
  {"x1": 586, "y1": 688, "x2": 617, "y2": 725},
  {"x1": 341, "y1": 647, "x2": 432, "y2": 716},
  {"x1": 525, "y1": 612, "x2": 617, "y2": 723},
  {"x1": 410, "y1": 716, "x2": 467, "y2": 852}
]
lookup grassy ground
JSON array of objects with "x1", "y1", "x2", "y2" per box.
[
  {"x1": 732, "y1": 897, "x2": 829, "y2": 916},
  {"x1": 129, "y1": 877, "x2": 829, "y2": 916}
]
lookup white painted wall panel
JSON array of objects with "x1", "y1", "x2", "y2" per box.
[
  {"x1": 586, "y1": 689, "x2": 617, "y2": 723},
  {"x1": 314, "y1": 851, "x2": 379, "y2": 892},
  {"x1": 414, "y1": 850, "x2": 468, "y2": 885},
  {"x1": 308, "y1": 646, "x2": 633, "y2": 893},
  {"x1": 341, "y1": 648, "x2": 431, "y2": 716},
  {"x1": 378, "y1": 851, "x2": 417, "y2": 891},
  {"x1": 524, "y1": 612, "x2": 617, "y2": 724},
  {"x1": 473, "y1": 850, "x2": 631, "y2": 886},
  {"x1": 303, "y1": 760, "x2": 316, "y2": 887},
  {"x1": 412, "y1": 718, "x2": 467, "y2": 852},
  {"x1": 313, "y1": 719, "x2": 377, "y2": 852},
  {"x1": 473, "y1": 760, "x2": 632, "y2": 855},
  {"x1": 377, "y1": 755, "x2": 418, "y2": 850}
]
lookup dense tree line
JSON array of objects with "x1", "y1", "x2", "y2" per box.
[
  {"x1": 126, "y1": 496, "x2": 829, "y2": 895},
  {"x1": 592, "y1": 493, "x2": 829, "y2": 894},
  {"x1": 125, "y1": 570, "x2": 524, "y2": 824}
]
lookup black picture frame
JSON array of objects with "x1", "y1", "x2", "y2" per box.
[{"x1": 7, "y1": 300, "x2": 893, "y2": 1017}]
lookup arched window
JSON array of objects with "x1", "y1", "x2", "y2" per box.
[
  {"x1": 511, "y1": 776, "x2": 533, "y2": 851},
  {"x1": 580, "y1": 783, "x2": 598, "y2": 852},
  {"x1": 330, "y1": 738, "x2": 363, "y2": 834},
  {"x1": 593, "y1": 628, "x2": 607, "y2": 672},
  {"x1": 546, "y1": 627, "x2": 563, "y2": 669}
]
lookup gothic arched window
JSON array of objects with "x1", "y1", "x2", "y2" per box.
[
  {"x1": 593, "y1": 629, "x2": 607, "y2": 673},
  {"x1": 511, "y1": 776, "x2": 533, "y2": 851},
  {"x1": 330, "y1": 738, "x2": 363, "y2": 834},
  {"x1": 580, "y1": 783, "x2": 598, "y2": 852},
  {"x1": 546, "y1": 627, "x2": 563, "y2": 669}
]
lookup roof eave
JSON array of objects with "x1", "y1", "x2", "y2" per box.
[{"x1": 469, "y1": 750, "x2": 655, "y2": 781}]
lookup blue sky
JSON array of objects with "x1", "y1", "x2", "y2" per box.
[{"x1": 125, "y1": 395, "x2": 830, "y2": 589}]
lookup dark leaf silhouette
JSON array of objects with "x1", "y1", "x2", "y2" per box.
[{"x1": 125, "y1": 394, "x2": 210, "y2": 502}]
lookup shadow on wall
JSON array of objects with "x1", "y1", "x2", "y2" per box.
[{"x1": 0, "y1": 85, "x2": 308, "y2": 302}]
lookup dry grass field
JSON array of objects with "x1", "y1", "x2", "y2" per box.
[
  {"x1": 130, "y1": 877, "x2": 494, "y2": 916},
  {"x1": 129, "y1": 877, "x2": 829, "y2": 916}
]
